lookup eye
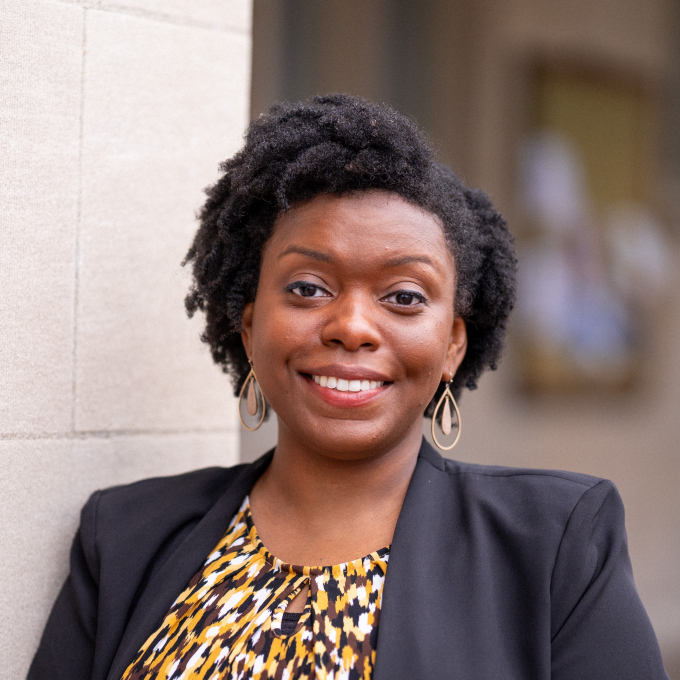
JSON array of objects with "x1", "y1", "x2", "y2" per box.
[
  {"x1": 382, "y1": 290, "x2": 427, "y2": 306},
  {"x1": 285, "y1": 281, "x2": 331, "y2": 298}
]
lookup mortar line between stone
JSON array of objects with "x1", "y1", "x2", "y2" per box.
[
  {"x1": 54, "y1": 0, "x2": 251, "y2": 36},
  {"x1": 71, "y1": 7, "x2": 88, "y2": 434},
  {"x1": 0, "y1": 428, "x2": 235, "y2": 441}
]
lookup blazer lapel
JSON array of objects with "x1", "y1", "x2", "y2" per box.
[
  {"x1": 373, "y1": 439, "x2": 481, "y2": 680},
  {"x1": 106, "y1": 451, "x2": 273, "y2": 680}
]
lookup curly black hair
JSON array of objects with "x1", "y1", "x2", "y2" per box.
[{"x1": 184, "y1": 93, "x2": 516, "y2": 415}]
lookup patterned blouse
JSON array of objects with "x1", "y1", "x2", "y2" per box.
[{"x1": 121, "y1": 497, "x2": 390, "y2": 680}]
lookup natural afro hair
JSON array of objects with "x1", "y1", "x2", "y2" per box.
[{"x1": 184, "y1": 93, "x2": 516, "y2": 415}]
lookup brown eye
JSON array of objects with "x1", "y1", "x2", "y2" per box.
[
  {"x1": 286, "y1": 281, "x2": 331, "y2": 298},
  {"x1": 396, "y1": 293, "x2": 416, "y2": 305},
  {"x1": 300, "y1": 285, "x2": 318, "y2": 297},
  {"x1": 383, "y1": 290, "x2": 427, "y2": 306}
]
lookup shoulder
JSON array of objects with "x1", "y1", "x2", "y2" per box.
[
  {"x1": 93, "y1": 464, "x2": 247, "y2": 519},
  {"x1": 78, "y1": 464, "x2": 251, "y2": 578},
  {"x1": 445, "y1": 456, "x2": 608, "y2": 509},
  {"x1": 418, "y1": 441, "x2": 622, "y2": 536}
]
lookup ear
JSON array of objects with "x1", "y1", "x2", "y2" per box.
[
  {"x1": 240, "y1": 302, "x2": 254, "y2": 360},
  {"x1": 442, "y1": 316, "x2": 467, "y2": 383}
]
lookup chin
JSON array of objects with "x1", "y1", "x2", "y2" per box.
[{"x1": 286, "y1": 415, "x2": 419, "y2": 462}]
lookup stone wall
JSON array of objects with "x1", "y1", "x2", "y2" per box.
[{"x1": 0, "y1": 1, "x2": 251, "y2": 675}]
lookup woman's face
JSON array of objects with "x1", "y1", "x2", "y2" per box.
[{"x1": 241, "y1": 191, "x2": 467, "y2": 460}]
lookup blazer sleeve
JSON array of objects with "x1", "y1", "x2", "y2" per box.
[
  {"x1": 550, "y1": 480, "x2": 670, "y2": 680},
  {"x1": 27, "y1": 491, "x2": 101, "y2": 680}
]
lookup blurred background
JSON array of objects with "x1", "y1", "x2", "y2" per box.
[
  {"x1": 2, "y1": 0, "x2": 678, "y2": 676},
  {"x1": 243, "y1": 0, "x2": 680, "y2": 673}
]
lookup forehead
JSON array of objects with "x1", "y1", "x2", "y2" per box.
[{"x1": 265, "y1": 191, "x2": 451, "y2": 267}]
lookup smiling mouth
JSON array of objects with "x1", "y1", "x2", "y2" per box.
[{"x1": 307, "y1": 374, "x2": 387, "y2": 392}]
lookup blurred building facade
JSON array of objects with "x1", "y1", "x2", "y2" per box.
[{"x1": 247, "y1": 0, "x2": 680, "y2": 675}]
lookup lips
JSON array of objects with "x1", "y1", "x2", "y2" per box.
[{"x1": 299, "y1": 365, "x2": 391, "y2": 407}]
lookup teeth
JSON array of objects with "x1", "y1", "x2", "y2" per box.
[{"x1": 310, "y1": 375, "x2": 385, "y2": 392}]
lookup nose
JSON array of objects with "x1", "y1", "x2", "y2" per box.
[{"x1": 320, "y1": 294, "x2": 381, "y2": 352}]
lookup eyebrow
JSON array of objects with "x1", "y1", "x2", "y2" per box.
[
  {"x1": 278, "y1": 246, "x2": 442, "y2": 272},
  {"x1": 278, "y1": 245, "x2": 334, "y2": 262},
  {"x1": 384, "y1": 255, "x2": 441, "y2": 273}
]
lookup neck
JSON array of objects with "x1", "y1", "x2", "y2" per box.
[{"x1": 248, "y1": 419, "x2": 422, "y2": 565}]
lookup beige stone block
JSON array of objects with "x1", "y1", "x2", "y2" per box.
[
  {"x1": 75, "y1": 9, "x2": 250, "y2": 431},
  {"x1": 0, "y1": 1, "x2": 83, "y2": 434},
  {"x1": 97, "y1": 429, "x2": 240, "y2": 477},
  {"x1": 0, "y1": 433, "x2": 238, "y2": 677},
  {"x1": 97, "y1": 0, "x2": 252, "y2": 33},
  {"x1": 0, "y1": 439, "x2": 76, "y2": 678}
]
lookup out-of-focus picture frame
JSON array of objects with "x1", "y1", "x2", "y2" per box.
[{"x1": 515, "y1": 61, "x2": 671, "y2": 394}]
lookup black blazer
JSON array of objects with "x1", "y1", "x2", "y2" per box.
[{"x1": 29, "y1": 440, "x2": 669, "y2": 680}]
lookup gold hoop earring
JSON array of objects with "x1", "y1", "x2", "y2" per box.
[
  {"x1": 238, "y1": 361, "x2": 266, "y2": 431},
  {"x1": 431, "y1": 380, "x2": 461, "y2": 451}
]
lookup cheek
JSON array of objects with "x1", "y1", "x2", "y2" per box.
[
  {"x1": 249, "y1": 296, "x2": 316, "y2": 376},
  {"x1": 251, "y1": 302, "x2": 285, "y2": 363},
  {"x1": 389, "y1": 308, "x2": 454, "y2": 380}
]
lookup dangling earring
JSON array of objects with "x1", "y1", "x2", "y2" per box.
[
  {"x1": 431, "y1": 379, "x2": 461, "y2": 451},
  {"x1": 238, "y1": 360, "x2": 266, "y2": 431}
]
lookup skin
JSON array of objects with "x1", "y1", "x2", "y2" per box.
[{"x1": 242, "y1": 190, "x2": 467, "y2": 610}]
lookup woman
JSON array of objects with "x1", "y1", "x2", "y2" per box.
[{"x1": 29, "y1": 94, "x2": 669, "y2": 680}]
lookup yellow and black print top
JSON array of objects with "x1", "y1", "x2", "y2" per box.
[{"x1": 121, "y1": 497, "x2": 390, "y2": 680}]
